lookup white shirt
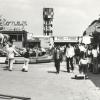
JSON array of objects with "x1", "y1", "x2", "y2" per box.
[
  {"x1": 0, "y1": 33, "x2": 4, "y2": 43},
  {"x1": 79, "y1": 58, "x2": 88, "y2": 65},
  {"x1": 79, "y1": 45, "x2": 86, "y2": 52},
  {"x1": 7, "y1": 47, "x2": 18, "y2": 59},
  {"x1": 87, "y1": 50, "x2": 92, "y2": 55},
  {"x1": 92, "y1": 49, "x2": 98, "y2": 58},
  {"x1": 66, "y1": 46, "x2": 75, "y2": 58}
]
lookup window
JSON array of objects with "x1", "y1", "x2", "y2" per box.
[
  {"x1": 10, "y1": 35, "x2": 17, "y2": 41},
  {"x1": 9, "y1": 34, "x2": 23, "y2": 42},
  {"x1": 18, "y1": 35, "x2": 22, "y2": 41}
]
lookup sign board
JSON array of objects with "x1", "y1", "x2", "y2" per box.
[
  {"x1": 3, "y1": 21, "x2": 27, "y2": 31},
  {"x1": 0, "y1": 16, "x2": 27, "y2": 31},
  {"x1": 54, "y1": 36, "x2": 78, "y2": 42}
]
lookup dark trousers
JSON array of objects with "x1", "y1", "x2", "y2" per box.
[
  {"x1": 54, "y1": 59, "x2": 60, "y2": 73},
  {"x1": 75, "y1": 56, "x2": 80, "y2": 64},
  {"x1": 79, "y1": 64, "x2": 88, "y2": 75},
  {"x1": 66, "y1": 57, "x2": 74, "y2": 71},
  {"x1": 93, "y1": 57, "x2": 98, "y2": 74}
]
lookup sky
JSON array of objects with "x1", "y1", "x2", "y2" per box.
[{"x1": 0, "y1": 0, "x2": 100, "y2": 36}]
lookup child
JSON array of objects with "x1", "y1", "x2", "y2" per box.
[{"x1": 79, "y1": 52, "x2": 88, "y2": 79}]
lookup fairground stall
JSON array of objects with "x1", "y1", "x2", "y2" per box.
[
  {"x1": 83, "y1": 18, "x2": 100, "y2": 73},
  {"x1": 84, "y1": 18, "x2": 100, "y2": 55},
  {"x1": 0, "y1": 16, "x2": 27, "y2": 48},
  {"x1": 0, "y1": 16, "x2": 28, "y2": 63}
]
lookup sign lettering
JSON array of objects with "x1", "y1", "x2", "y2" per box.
[{"x1": 4, "y1": 21, "x2": 27, "y2": 26}]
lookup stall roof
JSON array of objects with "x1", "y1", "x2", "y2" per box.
[{"x1": 0, "y1": 30, "x2": 27, "y2": 34}]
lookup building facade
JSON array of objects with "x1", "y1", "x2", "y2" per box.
[{"x1": 0, "y1": 16, "x2": 27, "y2": 48}]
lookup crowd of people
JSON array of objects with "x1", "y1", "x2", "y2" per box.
[
  {"x1": 53, "y1": 43, "x2": 100, "y2": 78},
  {"x1": 0, "y1": 35, "x2": 100, "y2": 77}
]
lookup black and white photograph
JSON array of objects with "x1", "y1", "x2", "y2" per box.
[{"x1": 0, "y1": 0, "x2": 100, "y2": 100}]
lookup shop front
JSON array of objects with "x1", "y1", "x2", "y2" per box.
[{"x1": 0, "y1": 16, "x2": 27, "y2": 48}]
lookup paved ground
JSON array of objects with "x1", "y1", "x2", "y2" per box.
[{"x1": 0, "y1": 62, "x2": 100, "y2": 100}]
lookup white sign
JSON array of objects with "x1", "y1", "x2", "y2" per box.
[
  {"x1": 0, "y1": 16, "x2": 27, "y2": 31},
  {"x1": 54, "y1": 36, "x2": 78, "y2": 42}
]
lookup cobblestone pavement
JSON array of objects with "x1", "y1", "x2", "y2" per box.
[{"x1": 0, "y1": 62, "x2": 100, "y2": 100}]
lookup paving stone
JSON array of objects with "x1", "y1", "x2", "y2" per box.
[{"x1": 0, "y1": 62, "x2": 99, "y2": 100}]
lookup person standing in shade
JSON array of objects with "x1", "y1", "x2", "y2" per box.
[
  {"x1": 65, "y1": 44, "x2": 75, "y2": 72},
  {"x1": 53, "y1": 46, "x2": 61, "y2": 74},
  {"x1": 74, "y1": 44, "x2": 80, "y2": 64},
  {"x1": 87, "y1": 46, "x2": 92, "y2": 72},
  {"x1": 91, "y1": 45, "x2": 99, "y2": 74},
  {"x1": 7, "y1": 43, "x2": 19, "y2": 71},
  {"x1": 22, "y1": 48, "x2": 30, "y2": 72}
]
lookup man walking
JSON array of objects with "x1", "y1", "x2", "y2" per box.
[
  {"x1": 92, "y1": 45, "x2": 99, "y2": 74},
  {"x1": 65, "y1": 44, "x2": 75, "y2": 72},
  {"x1": 54, "y1": 46, "x2": 61, "y2": 74}
]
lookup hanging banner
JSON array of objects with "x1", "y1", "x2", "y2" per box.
[{"x1": 82, "y1": 36, "x2": 92, "y2": 44}]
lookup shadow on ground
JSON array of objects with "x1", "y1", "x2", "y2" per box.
[
  {"x1": 47, "y1": 71, "x2": 57, "y2": 74},
  {"x1": 0, "y1": 94, "x2": 31, "y2": 100},
  {"x1": 60, "y1": 70, "x2": 67, "y2": 73},
  {"x1": 88, "y1": 72, "x2": 100, "y2": 88},
  {"x1": 2, "y1": 66, "x2": 9, "y2": 71}
]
